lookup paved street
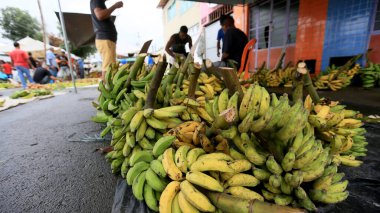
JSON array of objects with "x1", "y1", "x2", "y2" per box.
[{"x1": 0, "y1": 88, "x2": 116, "y2": 213}]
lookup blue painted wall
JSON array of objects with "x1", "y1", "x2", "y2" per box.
[{"x1": 321, "y1": 0, "x2": 376, "y2": 71}]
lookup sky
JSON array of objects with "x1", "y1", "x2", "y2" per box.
[{"x1": 0, "y1": 0, "x2": 164, "y2": 54}]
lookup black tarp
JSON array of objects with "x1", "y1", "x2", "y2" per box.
[
  {"x1": 55, "y1": 12, "x2": 116, "y2": 47},
  {"x1": 111, "y1": 123, "x2": 380, "y2": 213}
]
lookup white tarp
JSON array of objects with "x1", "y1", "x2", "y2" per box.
[{"x1": 0, "y1": 36, "x2": 59, "y2": 52}]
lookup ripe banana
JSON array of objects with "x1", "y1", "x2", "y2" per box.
[
  {"x1": 186, "y1": 171, "x2": 224, "y2": 192},
  {"x1": 175, "y1": 145, "x2": 191, "y2": 173},
  {"x1": 180, "y1": 180, "x2": 215, "y2": 212},
  {"x1": 225, "y1": 173, "x2": 260, "y2": 187},
  {"x1": 225, "y1": 186, "x2": 264, "y2": 201},
  {"x1": 162, "y1": 148, "x2": 183, "y2": 181},
  {"x1": 159, "y1": 181, "x2": 181, "y2": 213},
  {"x1": 186, "y1": 148, "x2": 205, "y2": 167}
]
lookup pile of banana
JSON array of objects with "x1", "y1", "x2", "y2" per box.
[
  {"x1": 165, "y1": 121, "x2": 229, "y2": 153},
  {"x1": 313, "y1": 64, "x2": 360, "y2": 91},
  {"x1": 359, "y1": 62, "x2": 380, "y2": 88},
  {"x1": 248, "y1": 66, "x2": 295, "y2": 88},
  {"x1": 305, "y1": 97, "x2": 367, "y2": 167},
  {"x1": 93, "y1": 53, "x2": 369, "y2": 212}
]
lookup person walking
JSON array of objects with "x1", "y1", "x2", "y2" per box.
[
  {"x1": 90, "y1": 0, "x2": 123, "y2": 79},
  {"x1": 9, "y1": 42, "x2": 35, "y2": 89},
  {"x1": 46, "y1": 47, "x2": 58, "y2": 77}
]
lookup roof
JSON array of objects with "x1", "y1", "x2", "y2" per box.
[{"x1": 157, "y1": 0, "x2": 169, "y2": 8}]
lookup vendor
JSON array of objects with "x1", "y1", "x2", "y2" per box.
[
  {"x1": 33, "y1": 63, "x2": 61, "y2": 84},
  {"x1": 221, "y1": 15, "x2": 248, "y2": 69},
  {"x1": 165, "y1": 26, "x2": 192, "y2": 59}
]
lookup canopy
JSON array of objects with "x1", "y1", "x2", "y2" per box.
[
  {"x1": 183, "y1": 0, "x2": 254, "y2": 3},
  {"x1": 0, "y1": 37, "x2": 59, "y2": 53},
  {"x1": 55, "y1": 12, "x2": 116, "y2": 48}
]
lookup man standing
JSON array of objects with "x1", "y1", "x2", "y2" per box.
[
  {"x1": 221, "y1": 15, "x2": 248, "y2": 69},
  {"x1": 77, "y1": 58, "x2": 85, "y2": 79},
  {"x1": 90, "y1": 0, "x2": 123, "y2": 79},
  {"x1": 57, "y1": 51, "x2": 69, "y2": 79},
  {"x1": 216, "y1": 15, "x2": 226, "y2": 58},
  {"x1": 9, "y1": 42, "x2": 34, "y2": 89},
  {"x1": 46, "y1": 47, "x2": 58, "y2": 77},
  {"x1": 165, "y1": 26, "x2": 192, "y2": 60}
]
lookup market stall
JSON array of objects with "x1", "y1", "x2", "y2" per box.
[{"x1": 91, "y1": 49, "x2": 377, "y2": 212}]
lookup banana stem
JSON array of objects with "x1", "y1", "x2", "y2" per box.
[
  {"x1": 162, "y1": 63, "x2": 179, "y2": 92},
  {"x1": 144, "y1": 55, "x2": 168, "y2": 109},
  {"x1": 180, "y1": 53, "x2": 193, "y2": 75},
  {"x1": 124, "y1": 53, "x2": 147, "y2": 91},
  {"x1": 292, "y1": 71, "x2": 304, "y2": 102},
  {"x1": 297, "y1": 62, "x2": 320, "y2": 103},
  {"x1": 219, "y1": 67, "x2": 244, "y2": 103},
  {"x1": 206, "y1": 192, "x2": 306, "y2": 213},
  {"x1": 206, "y1": 108, "x2": 236, "y2": 136},
  {"x1": 204, "y1": 59, "x2": 223, "y2": 79},
  {"x1": 187, "y1": 63, "x2": 201, "y2": 99}
]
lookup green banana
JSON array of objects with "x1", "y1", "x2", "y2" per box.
[
  {"x1": 132, "y1": 171, "x2": 146, "y2": 201},
  {"x1": 150, "y1": 159, "x2": 167, "y2": 178},
  {"x1": 146, "y1": 168, "x2": 167, "y2": 192},
  {"x1": 126, "y1": 161, "x2": 150, "y2": 185},
  {"x1": 153, "y1": 135, "x2": 176, "y2": 157}
]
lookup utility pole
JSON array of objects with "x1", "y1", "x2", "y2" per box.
[
  {"x1": 37, "y1": 0, "x2": 47, "y2": 58},
  {"x1": 58, "y1": 0, "x2": 77, "y2": 93}
]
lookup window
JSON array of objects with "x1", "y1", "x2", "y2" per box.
[
  {"x1": 167, "y1": 1, "x2": 176, "y2": 22},
  {"x1": 249, "y1": 0, "x2": 299, "y2": 48},
  {"x1": 374, "y1": 1, "x2": 380, "y2": 31},
  {"x1": 180, "y1": 1, "x2": 194, "y2": 14},
  {"x1": 188, "y1": 23, "x2": 199, "y2": 39}
]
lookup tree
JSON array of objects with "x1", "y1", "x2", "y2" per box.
[{"x1": 0, "y1": 7, "x2": 42, "y2": 41}]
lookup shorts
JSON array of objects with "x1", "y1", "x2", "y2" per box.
[{"x1": 95, "y1": 39, "x2": 117, "y2": 71}]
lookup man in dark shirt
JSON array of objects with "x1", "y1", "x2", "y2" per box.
[
  {"x1": 33, "y1": 64, "x2": 61, "y2": 84},
  {"x1": 28, "y1": 52, "x2": 37, "y2": 69},
  {"x1": 165, "y1": 26, "x2": 192, "y2": 60},
  {"x1": 221, "y1": 15, "x2": 248, "y2": 69},
  {"x1": 90, "y1": 0, "x2": 123, "y2": 79}
]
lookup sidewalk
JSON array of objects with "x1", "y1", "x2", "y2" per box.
[{"x1": 0, "y1": 87, "x2": 116, "y2": 213}]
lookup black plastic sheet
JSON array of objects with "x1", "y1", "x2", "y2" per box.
[{"x1": 111, "y1": 123, "x2": 380, "y2": 213}]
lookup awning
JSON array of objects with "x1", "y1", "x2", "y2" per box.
[
  {"x1": 0, "y1": 37, "x2": 59, "y2": 53},
  {"x1": 157, "y1": 0, "x2": 255, "y2": 7},
  {"x1": 182, "y1": 0, "x2": 255, "y2": 4},
  {"x1": 55, "y1": 12, "x2": 116, "y2": 48}
]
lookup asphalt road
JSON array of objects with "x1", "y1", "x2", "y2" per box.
[{"x1": 0, "y1": 87, "x2": 116, "y2": 213}]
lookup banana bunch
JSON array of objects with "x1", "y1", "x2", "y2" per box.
[
  {"x1": 182, "y1": 73, "x2": 223, "y2": 99},
  {"x1": 313, "y1": 64, "x2": 360, "y2": 91},
  {"x1": 165, "y1": 121, "x2": 230, "y2": 154},
  {"x1": 360, "y1": 62, "x2": 380, "y2": 88},
  {"x1": 309, "y1": 165, "x2": 349, "y2": 205},
  {"x1": 97, "y1": 55, "x2": 148, "y2": 117},
  {"x1": 307, "y1": 101, "x2": 367, "y2": 167}
]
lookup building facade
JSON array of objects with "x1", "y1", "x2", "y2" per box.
[
  {"x1": 200, "y1": 0, "x2": 380, "y2": 75},
  {"x1": 158, "y1": 0, "x2": 203, "y2": 52}
]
